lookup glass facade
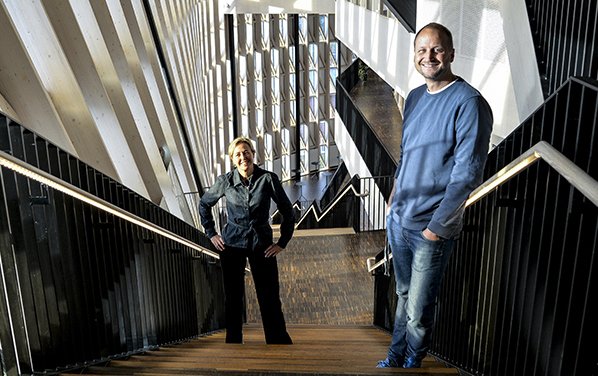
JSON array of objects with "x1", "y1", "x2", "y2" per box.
[{"x1": 229, "y1": 13, "x2": 351, "y2": 181}]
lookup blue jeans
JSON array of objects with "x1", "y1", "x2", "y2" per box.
[{"x1": 386, "y1": 214, "x2": 454, "y2": 363}]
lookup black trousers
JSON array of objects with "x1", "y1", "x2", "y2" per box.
[{"x1": 219, "y1": 245, "x2": 292, "y2": 344}]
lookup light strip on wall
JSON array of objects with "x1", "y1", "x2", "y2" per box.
[{"x1": 0, "y1": 150, "x2": 220, "y2": 260}]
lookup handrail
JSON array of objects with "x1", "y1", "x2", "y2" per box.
[
  {"x1": 367, "y1": 141, "x2": 598, "y2": 272},
  {"x1": 0, "y1": 149, "x2": 220, "y2": 260},
  {"x1": 294, "y1": 183, "x2": 369, "y2": 228},
  {"x1": 269, "y1": 181, "x2": 369, "y2": 228},
  {"x1": 467, "y1": 141, "x2": 598, "y2": 206}
]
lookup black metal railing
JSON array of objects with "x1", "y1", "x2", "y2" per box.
[
  {"x1": 294, "y1": 174, "x2": 393, "y2": 232},
  {"x1": 293, "y1": 175, "x2": 360, "y2": 230},
  {"x1": 526, "y1": 0, "x2": 598, "y2": 97},
  {"x1": 383, "y1": 0, "x2": 416, "y2": 33},
  {"x1": 0, "y1": 115, "x2": 225, "y2": 375},
  {"x1": 372, "y1": 77, "x2": 598, "y2": 376},
  {"x1": 356, "y1": 175, "x2": 393, "y2": 232},
  {"x1": 318, "y1": 162, "x2": 350, "y2": 209}
]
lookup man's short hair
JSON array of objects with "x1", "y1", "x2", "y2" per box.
[{"x1": 414, "y1": 22, "x2": 454, "y2": 50}]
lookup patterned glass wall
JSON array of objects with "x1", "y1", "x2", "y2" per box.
[{"x1": 231, "y1": 13, "x2": 352, "y2": 181}]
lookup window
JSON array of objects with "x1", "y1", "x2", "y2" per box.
[
  {"x1": 300, "y1": 149, "x2": 308, "y2": 174},
  {"x1": 289, "y1": 46, "x2": 296, "y2": 69},
  {"x1": 300, "y1": 123, "x2": 309, "y2": 149},
  {"x1": 282, "y1": 128, "x2": 290, "y2": 151},
  {"x1": 273, "y1": 103, "x2": 280, "y2": 129},
  {"x1": 261, "y1": 16, "x2": 269, "y2": 45},
  {"x1": 281, "y1": 128, "x2": 290, "y2": 180},
  {"x1": 290, "y1": 99, "x2": 296, "y2": 124},
  {"x1": 319, "y1": 15, "x2": 328, "y2": 41},
  {"x1": 319, "y1": 120, "x2": 328, "y2": 144},
  {"x1": 330, "y1": 41, "x2": 338, "y2": 64},
  {"x1": 290, "y1": 73, "x2": 296, "y2": 95},
  {"x1": 255, "y1": 80, "x2": 263, "y2": 105},
  {"x1": 272, "y1": 76, "x2": 279, "y2": 98},
  {"x1": 279, "y1": 16, "x2": 287, "y2": 46},
  {"x1": 245, "y1": 15, "x2": 253, "y2": 49},
  {"x1": 309, "y1": 96, "x2": 318, "y2": 121},
  {"x1": 271, "y1": 49, "x2": 279, "y2": 74},
  {"x1": 319, "y1": 145, "x2": 328, "y2": 169},
  {"x1": 282, "y1": 155, "x2": 290, "y2": 180},
  {"x1": 256, "y1": 108, "x2": 263, "y2": 134},
  {"x1": 318, "y1": 121, "x2": 329, "y2": 168},
  {"x1": 329, "y1": 94, "x2": 336, "y2": 117},
  {"x1": 329, "y1": 67, "x2": 338, "y2": 91},
  {"x1": 241, "y1": 113, "x2": 249, "y2": 136},
  {"x1": 309, "y1": 70, "x2": 318, "y2": 95},
  {"x1": 299, "y1": 15, "x2": 307, "y2": 42},
  {"x1": 265, "y1": 133, "x2": 273, "y2": 171},
  {"x1": 254, "y1": 52, "x2": 262, "y2": 77},
  {"x1": 239, "y1": 55, "x2": 247, "y2": 81},
  {"x1": 309, "y1": 43, "x2": 318, "y2": 68}
]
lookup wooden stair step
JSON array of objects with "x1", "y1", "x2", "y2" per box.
[{"x1": 61, "y1": 325, "x2": 457, "y2": 376}]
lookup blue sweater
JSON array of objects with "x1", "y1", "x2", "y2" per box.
[{"x1": 389, "y1": 78, "x2": 493, "y2": 239}]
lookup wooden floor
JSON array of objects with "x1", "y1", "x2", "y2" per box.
[{"x1": 64, "y1": 325, "x2": 457, "y2": 375}]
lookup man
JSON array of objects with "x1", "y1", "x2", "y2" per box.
[{"x1": 377, "y1": 23, "x2": 493, "y2": 368}]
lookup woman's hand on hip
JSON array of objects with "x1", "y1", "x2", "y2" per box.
[
  {"x1": 210, "y1": 235, "x2": 225, "y2": 252},
  {"x1": 265, "y1": 243, "x2": 283, "y2": 257}
]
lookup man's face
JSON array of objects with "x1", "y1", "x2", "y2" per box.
[
  {"x1": 413, "y1": 27, "x2": 455, "y2": 81},
  {"x1": 232, "y1": 142, "x2": 254, "y2": 175}
]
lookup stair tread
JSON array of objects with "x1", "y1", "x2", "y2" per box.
[{"x1": 65, "y1": 326, "x2": 457, "y2": 375}]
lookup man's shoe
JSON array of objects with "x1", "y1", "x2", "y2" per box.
[
  {"x1": 402, "y1": 356, "x2": 421, "y2": 368},
  {"x1": 376, "y1": 357, "x2": 402, "y2": 368}
]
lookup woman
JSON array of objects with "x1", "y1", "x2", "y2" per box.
[{"x1": 199, "y1": 137, "x2": 295, "y2": 344}]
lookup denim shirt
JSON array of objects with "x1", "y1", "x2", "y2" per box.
[{"x1": 199, "y1": 165, "x2": 295, "y2": 249}]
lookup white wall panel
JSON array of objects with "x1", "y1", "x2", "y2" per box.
[{"x1": 335, "y1": 0, "x2": 544, "y2": 143}]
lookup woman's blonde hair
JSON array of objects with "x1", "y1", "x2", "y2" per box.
[{"x1": 227, "y1": 136, "x2": 255, "y2": 160}]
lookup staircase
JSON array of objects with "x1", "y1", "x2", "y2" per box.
[
  {"x1": 62, "y1": 325, "x2": 457, "y2": 375},
  {"x1": 57, "y1": 231, "x2": 457, "y2": 375}
]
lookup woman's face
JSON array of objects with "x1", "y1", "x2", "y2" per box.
[{"x1": 232, "y1": 142, "x2": 254, "y2": 177}]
